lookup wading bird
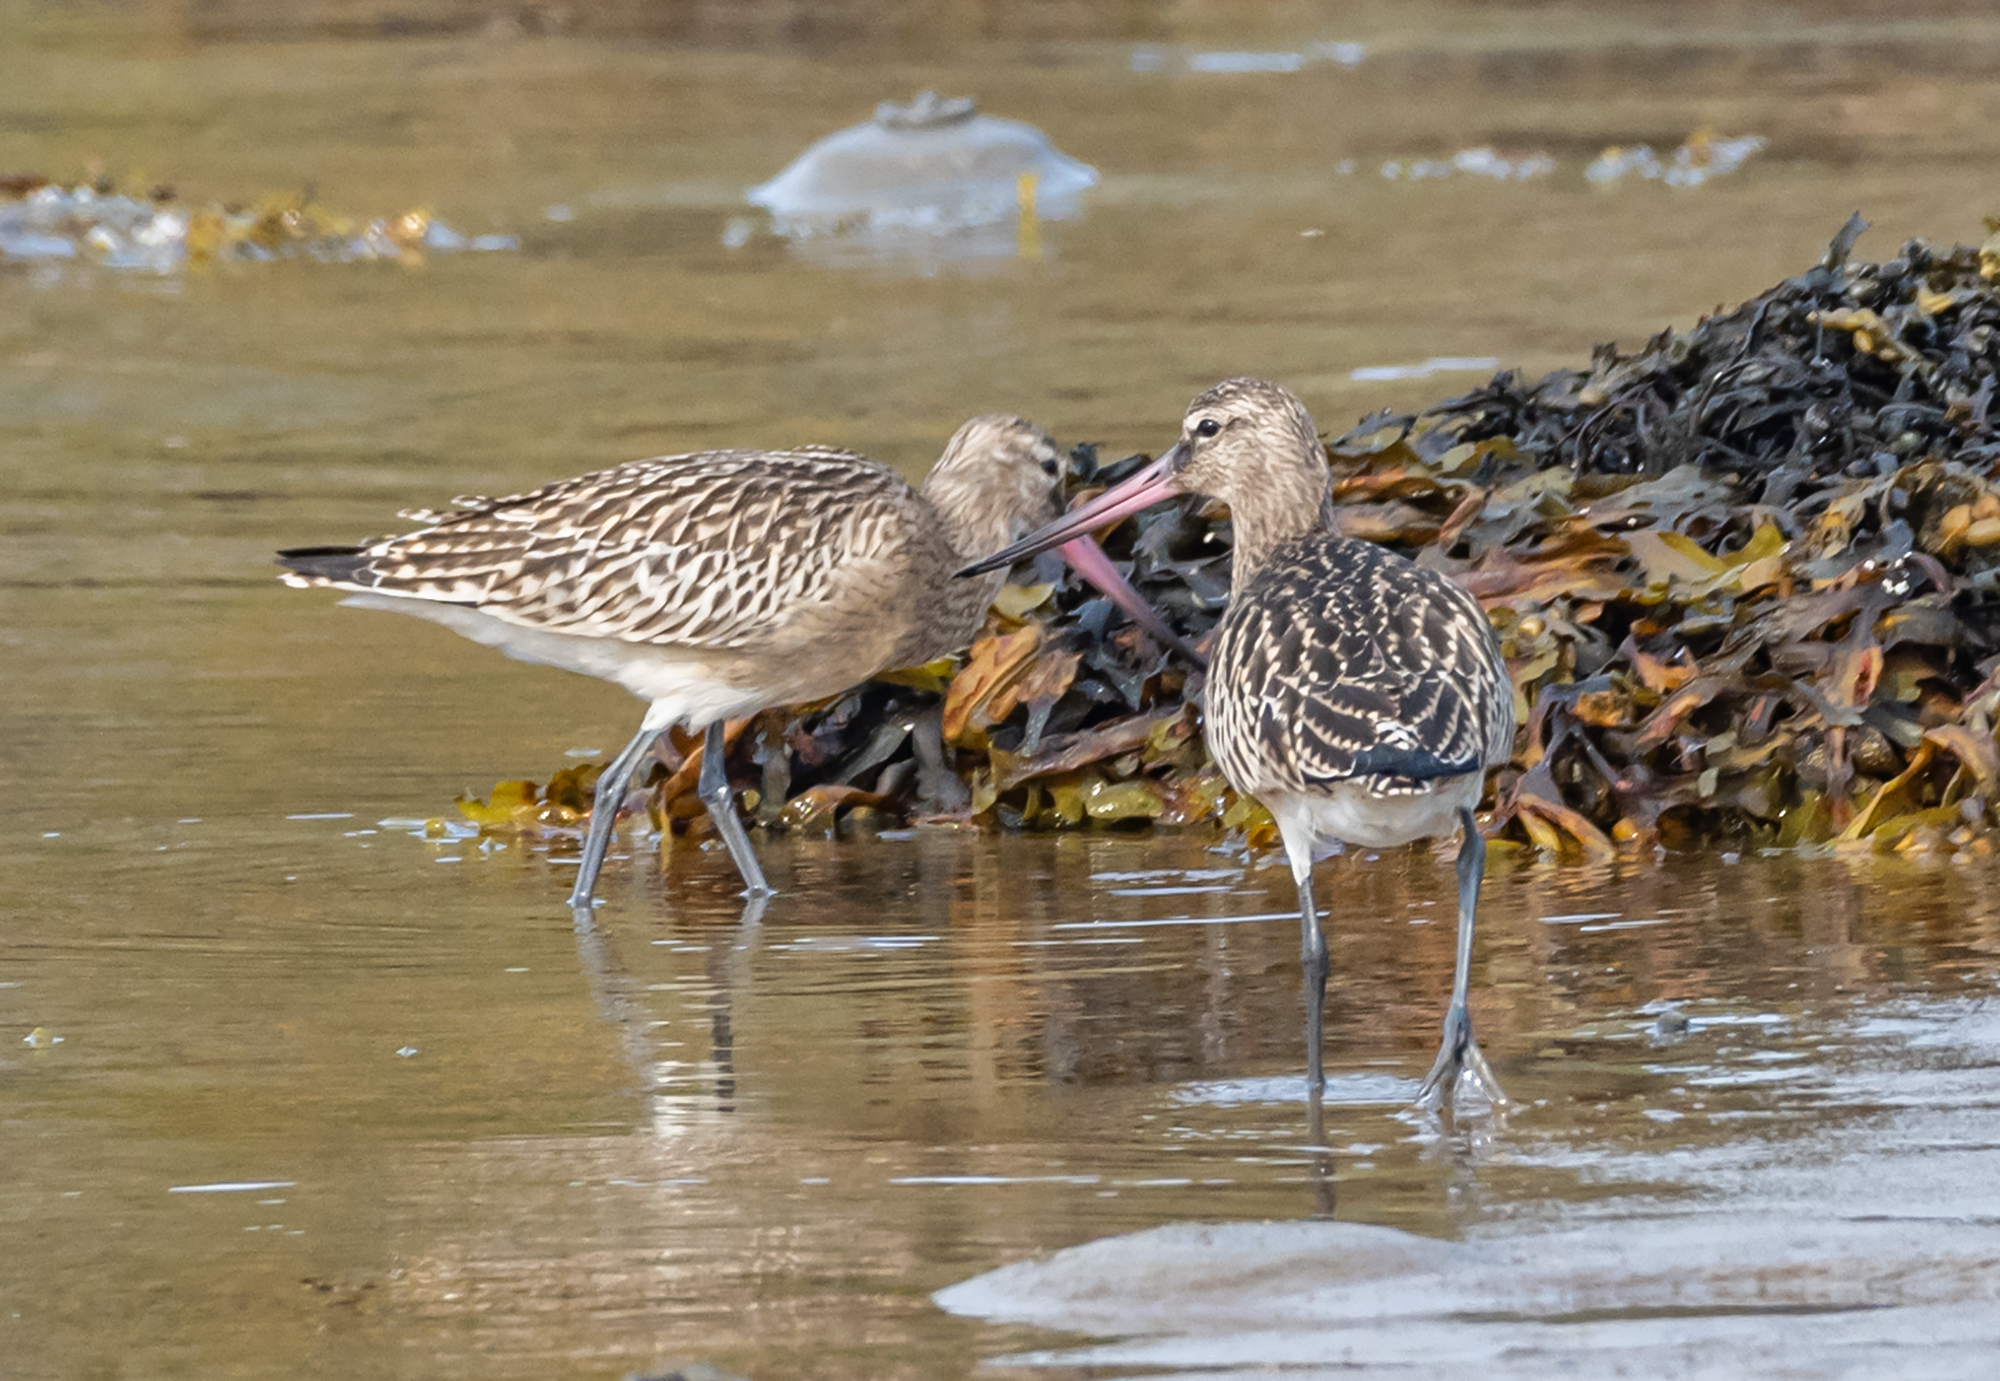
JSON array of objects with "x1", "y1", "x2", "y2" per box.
[
  {"x1": 960, "y1": 379, "x2": 1513, "y2": 1108},
  {"x1": 279, "y1": 416, "x2": 1183, "y2": 910}
]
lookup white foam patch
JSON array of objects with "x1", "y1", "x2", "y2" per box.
[{"x1": 1350, "y1": 356, "x2": 1501, "y2": 383}]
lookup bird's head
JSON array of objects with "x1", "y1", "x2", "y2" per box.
[
  {"x1": 954, "y1": 377, "x2": 1331, "y2": 580},
  {"x1": 920, "y1": 414, "x2": 1064, "y2": 556},
  {"x1": 926, "y1": 413, "x2": 1203, "y2": 663},
  {"x1": 1167, "y1": 377, "x2": 1330, "y2": 519}
]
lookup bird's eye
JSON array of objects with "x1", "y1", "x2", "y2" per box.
[
  {"x1": 1194, "y1": 418, "x2": 1222, "y2": 439},
  {"x1": 1039, "y1": 456, "x2": 1060, "y2": 476}
]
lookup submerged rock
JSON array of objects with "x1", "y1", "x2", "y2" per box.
[
  {"x1": 746, "y1": 91, "x2": 1096, "y2": 252},
  {"x1": 935, "y1": 1214, "x2": 2000, "y2": 1374}
]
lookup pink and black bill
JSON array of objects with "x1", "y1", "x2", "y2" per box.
[
  {"x1": 1053, "y1": 530, "x2": 1203, "y2": 666},
  {"x1": 960, "y1": 445, "x2": 1198, "y2": 662},
  {"x1": 956, "y1": 438, "x2": 1200, "y2": 660},
  {"x1": 958, "y1": 447, "x2": 1186, "y2": 579},
  {"x1": 958, "y1": 446, "x2": 1199, "y2": 663}
]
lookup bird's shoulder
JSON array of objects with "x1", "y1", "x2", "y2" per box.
[{"x1": 1222, "y1": 534, "x2": 1495, "y2": 667}]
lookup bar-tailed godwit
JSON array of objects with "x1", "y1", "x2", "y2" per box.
[
  {"x1": 280, "y1": 415, "x2": 1176, "y2": 909},
  {"x1": 960, "y1": 379, "x2": 1513, "y2": 1108}
]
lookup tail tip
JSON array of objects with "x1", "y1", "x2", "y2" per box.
[{"x1": 275, "y1": 545, "x2": 368, "y2": 586}]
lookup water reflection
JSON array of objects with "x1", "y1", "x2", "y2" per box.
[
  {"x1": 920, "y1": 853, "x2": 2000, "y2": 1375},
  {"x1": 425, "y1": 844, "x2": 2000, "y2": 1374},
  {"x1": 9, "y1": 799, "x2": 2000, "y2": 1376}
]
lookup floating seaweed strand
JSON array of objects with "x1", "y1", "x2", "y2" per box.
[{"x1": 1, "y1": 172, "x2": 518, "y2": 272}]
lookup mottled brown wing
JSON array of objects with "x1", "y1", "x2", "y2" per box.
[
  {"x1": 1209, "y1": 535, "x2": 1512, "y2": 793},
  {"x1": 281, "y1": 448, "x2": 919, "y2": 651}
]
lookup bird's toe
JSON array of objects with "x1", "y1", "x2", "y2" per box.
[{"x1": 1415, "y1": 1005, "x2": 1508, "y2": 1111}]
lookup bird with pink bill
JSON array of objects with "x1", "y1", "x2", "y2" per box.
[{"x1": 961, "y1": 379, "x2": 1513, "y2": 1110}]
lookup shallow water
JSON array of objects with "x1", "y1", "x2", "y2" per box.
[{"x1": 7, "y1": 2, "x2": 2000, "y2": 1377}]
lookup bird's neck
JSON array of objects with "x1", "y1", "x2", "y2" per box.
[
  {"x1": 894, "y1": 561, "x2": 1003, "y2": 670},
  {"x1": 923, "y1": 471, "x2": 1018, "y2": 566},
  {"x1": 1225, "y1": 479, "x2": 1337, "y2": 584},
  {"x1": 899, "y1": 474, "x2": 1012, "y2": 665}
]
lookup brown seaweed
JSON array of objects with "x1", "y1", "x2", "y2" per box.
[{"x1": 464, "y1": 216, "x2": 2000, "y2": 864}]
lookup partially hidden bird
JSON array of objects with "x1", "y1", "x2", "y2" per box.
[
  {"x1": 959, "y1": 379, "x2": 1513, "y2": 1108},
  {"x1": 279, "y1": 415, "x2": 1188, "y2": 910}
]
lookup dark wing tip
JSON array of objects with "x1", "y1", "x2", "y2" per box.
[
  {"x1": 276, "y1": 545, "x2": 370, "y2": 583},
  {"x1": 1340, "y1": 743, "x2": 1482, "y2": 782}
]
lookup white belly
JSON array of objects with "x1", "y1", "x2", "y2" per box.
[
  {"x1": 339, "y1": 592, "x2": 773, "y2": 731},
  {"x1": 1260, "y1": 775, "x2": 1480, "y2": 883}
]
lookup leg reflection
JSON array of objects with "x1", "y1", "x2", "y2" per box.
[
  {"x1": 567, "y1": 891, "x2": 770, "y2": 1117},
  {"x1": 704, "y1": 891, "x2": 767, "y2": 1111},
  {"x1": 1297, "y1": 868, "x2": 1328, "y2": 1093},
  {"x1": 569, "y1": 902, "x2": 657, "y2": 1095},
  {"x1": 1306, "y1": 1082, "x2": 1335, "y2": 1220}
]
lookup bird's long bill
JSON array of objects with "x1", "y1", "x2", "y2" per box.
[
  {"x1": 955, "y1": 448, "x2": 1184, "y2": 578},
  {"x1": 1055, "y1": 535, "x2": 1206, "y2": 666}
]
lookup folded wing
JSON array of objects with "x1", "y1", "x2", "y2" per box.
[
  {"x1": 1212, "y1": 535, "x2": 1511, "y2": 795},
  {"x1": 278, "y1": 448, "x2": 919, "y2": 653}
]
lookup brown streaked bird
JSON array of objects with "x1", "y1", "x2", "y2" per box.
[
  {"x1": 960, "y1": 379, "x2": 1514, "y2": 1109},
  {"x1": 279, "y1": 416, "x2": 1187, "y2": 910}
]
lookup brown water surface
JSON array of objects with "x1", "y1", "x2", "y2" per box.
[{"x1": 6, "y1": 3, "x2": 2000, "y2": 1376}]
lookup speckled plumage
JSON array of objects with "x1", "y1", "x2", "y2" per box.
[
  {"x1": 1205, "y1": 533, "x2": 1513, "y2": 814},
  {"x1": 280, "y1": 421, "x2": 1056, "y2": 700},
  {"x1": 1167, "y1": 378, "x2": 1513, "y2": 1109},
  {"x1": 960, "y1": 378, "x2": 1514, "y2": 1109},
  {"x1": 333, "y1": 448, "x2": 947, "y2": 649},
  {"x1": 279, "y1": 414, "x2": 1067, "y2": 907}
]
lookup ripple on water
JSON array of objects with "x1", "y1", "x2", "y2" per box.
[{"x1": 1174, "y1": 1072, "x2": 1422, "y2": 1108}]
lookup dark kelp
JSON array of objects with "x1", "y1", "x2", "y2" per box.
[{"x1": 462, "y1": 216, "x2": 2000, "y2": 864}]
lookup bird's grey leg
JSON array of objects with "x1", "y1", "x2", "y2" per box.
[
  {"x1": 1417, "y1": 807, "x2": 1508, "y2": 1109},
  {"x1": 568, "y1": 723, "x2": 664, "y2": 909},
  {"x1": 1274, "y1": 810, "x2": 1329, "y2": 1096},
  {"x1": 911, "y1": 704, "x2": 971, "y2": 814},
  {"x1": 1299, "y1": 866, "x2": 1328, "y2": 1096},
  {"x1": 698, "y1": 720, "x2": 775, "y2": 898}
]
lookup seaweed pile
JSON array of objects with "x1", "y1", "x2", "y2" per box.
[
  {"x1": 462, "y1": 215, "x2": 2000, "y2": 863},
  {"x1": 0, "y1": 172, "x2": 516, "y2": 272}
]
